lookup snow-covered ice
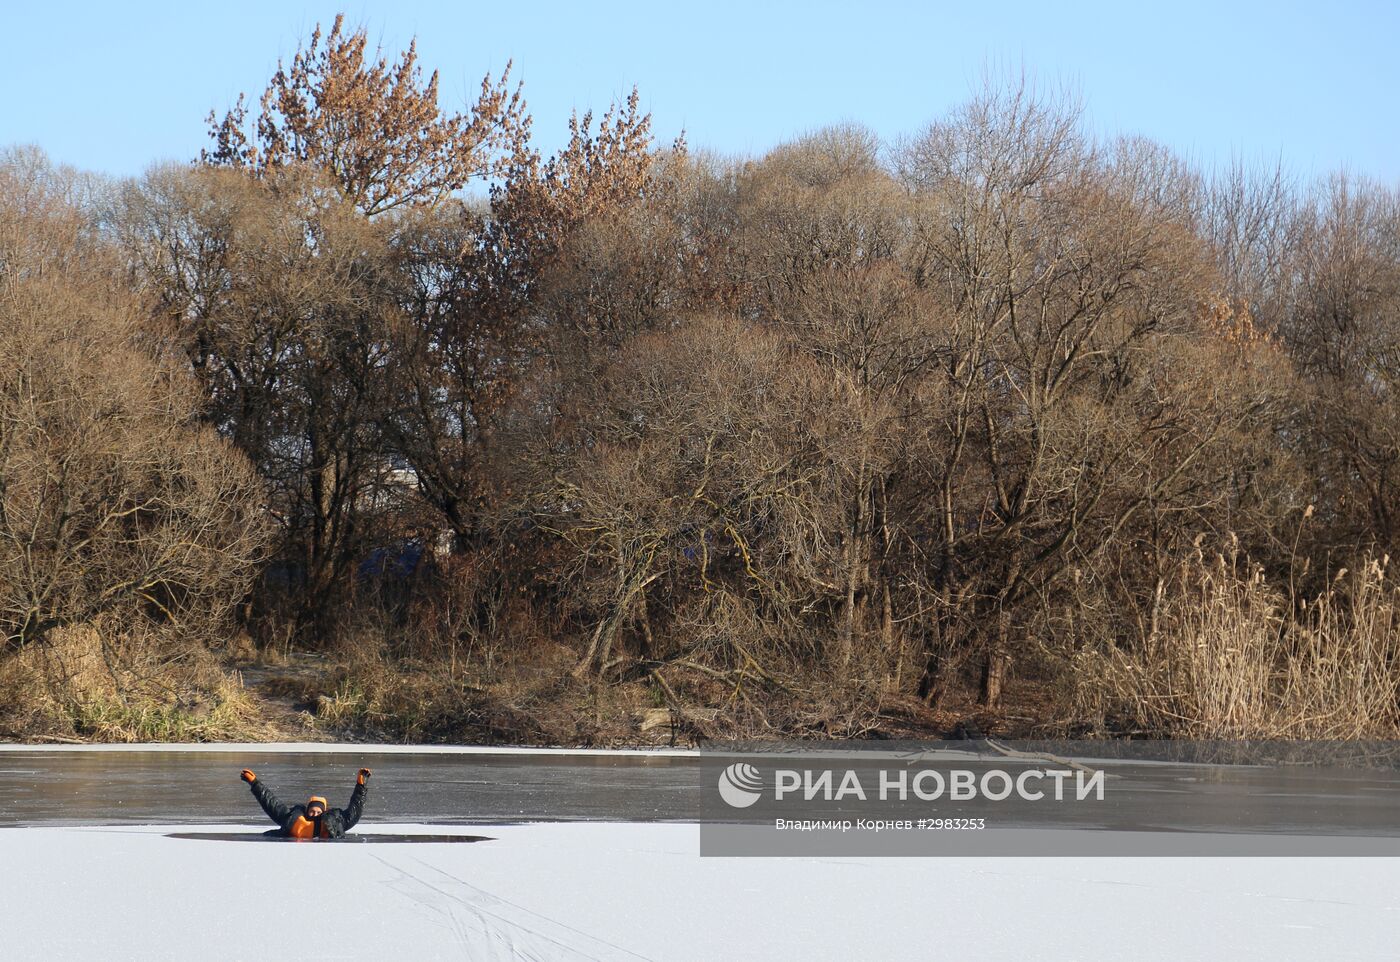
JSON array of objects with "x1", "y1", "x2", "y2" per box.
[{"x1": 4, "y1": 821, "x2": 1399, "y2": 961}]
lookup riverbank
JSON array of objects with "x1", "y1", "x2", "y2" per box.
[{"x1": 2, "y1": 644, "x2": 1046, "y2": 748}]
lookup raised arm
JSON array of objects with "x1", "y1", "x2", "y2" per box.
[
  {"x1": 242, "y1": 770, "x2": 291, "y2": 825},
  {"x1": 335, "y1": 769, "x2": 371, "y2": 831}
]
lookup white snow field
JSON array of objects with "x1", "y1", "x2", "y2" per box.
[{"x1": 3, "y1": 821, "x2": 1399, "y2": 961}]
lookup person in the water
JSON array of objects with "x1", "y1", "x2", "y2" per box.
[{"x1": 240, "y1": 767, "x2": 371, "y2": 839}]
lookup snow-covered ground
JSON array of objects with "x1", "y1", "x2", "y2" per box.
[{"x1": 4, "y1": 821, "x2": 1399, "y2": 961}]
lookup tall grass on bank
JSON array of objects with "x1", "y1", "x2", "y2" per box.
[
  {"x1": 0, "y1": 622, "x2": 279, "y2": 742},
  {"x1": 1075, "y1": 551, "x2": 1400, "y2": 738}
]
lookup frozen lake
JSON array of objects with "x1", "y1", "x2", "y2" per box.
[
  {"x1": 3, "y1": 820, "x2": 1400, "y2": 960},
  {"x1": 4, "y1": 745, "x2": 1400, "y2": 960},
  {"x1": 0, "y1": 745, "x2": 698, "y2": 826},
  {"x1": 4, "y1": 743, "x2": 1400, "y2": 842}
]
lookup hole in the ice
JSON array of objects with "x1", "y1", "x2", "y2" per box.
[{"x1": 166, "y1": 832, "x2": 495, "y2": 843}]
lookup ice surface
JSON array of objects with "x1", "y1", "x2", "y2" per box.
[{"x1": 4, "y1": 821, "x2": 1399, "y2": 961}]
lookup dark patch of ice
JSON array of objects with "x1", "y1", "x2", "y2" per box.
[{"x1": 166, "y1": 831, "x2": 494, "y2": 843}]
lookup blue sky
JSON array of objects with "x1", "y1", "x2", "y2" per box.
[{"x1": 4, "y1": 1, "x2": 1398, "y2": 183}]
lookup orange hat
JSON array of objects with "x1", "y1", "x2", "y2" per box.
[{"x1": 306, "y1": 795, "x2": 328, "y2": 811}]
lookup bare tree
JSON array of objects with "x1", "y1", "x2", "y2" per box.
[
  {"x1": 0, "y1": 150, "x2": 267, "y2": 651},
  {"x1": 382, "y1": 92, "x2": 680, "y2": 555},
  {"x1": 117, "y1": 165, "x2": 402, "y2": 642},
  {"x1": 1279, "y1": 176, "x2": 1400, "y2": 555}
]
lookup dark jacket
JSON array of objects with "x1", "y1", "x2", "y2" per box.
[{"x1": 249, "y1": 778, "x2": 368, "y2": 839}]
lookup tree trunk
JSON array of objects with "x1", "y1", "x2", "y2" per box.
[
  {"x1": 573, "y1": 565, "x2": 660, "y2": 680},
  {"x1": 839, "y1": 460, "x2": 874, "y2": 673},
  {"x1": 839, "y1": 549, "x2": 861, "y2": 672},
  {"x1": 978, "y1": 609, "x2": 1012, "y2": 709},
  {"x1": 916, "y1": 591, "x2": 952, "y2": 707},
  {"x1": 916, "y1": 645, "x2": 947, "y2": 708}
]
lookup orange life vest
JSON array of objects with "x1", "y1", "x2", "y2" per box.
[
  {"x1": 289, "y1": 796, "x2": 331, "y2": 838},
  {"x1": 288, "y1": 815, "x2": 329, "y2": 838}
]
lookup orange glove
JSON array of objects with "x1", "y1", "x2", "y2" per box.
[
  {"x1": 241, "y1": 769, "x2": 256, "y2": 783},
  {"x1": 357, "y1": 768, "x2": 372, "y2": 785}
]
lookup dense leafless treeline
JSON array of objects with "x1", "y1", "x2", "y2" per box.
[{"x1": 5, "y1": 19, "x2": 1400, "y2": 737}]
